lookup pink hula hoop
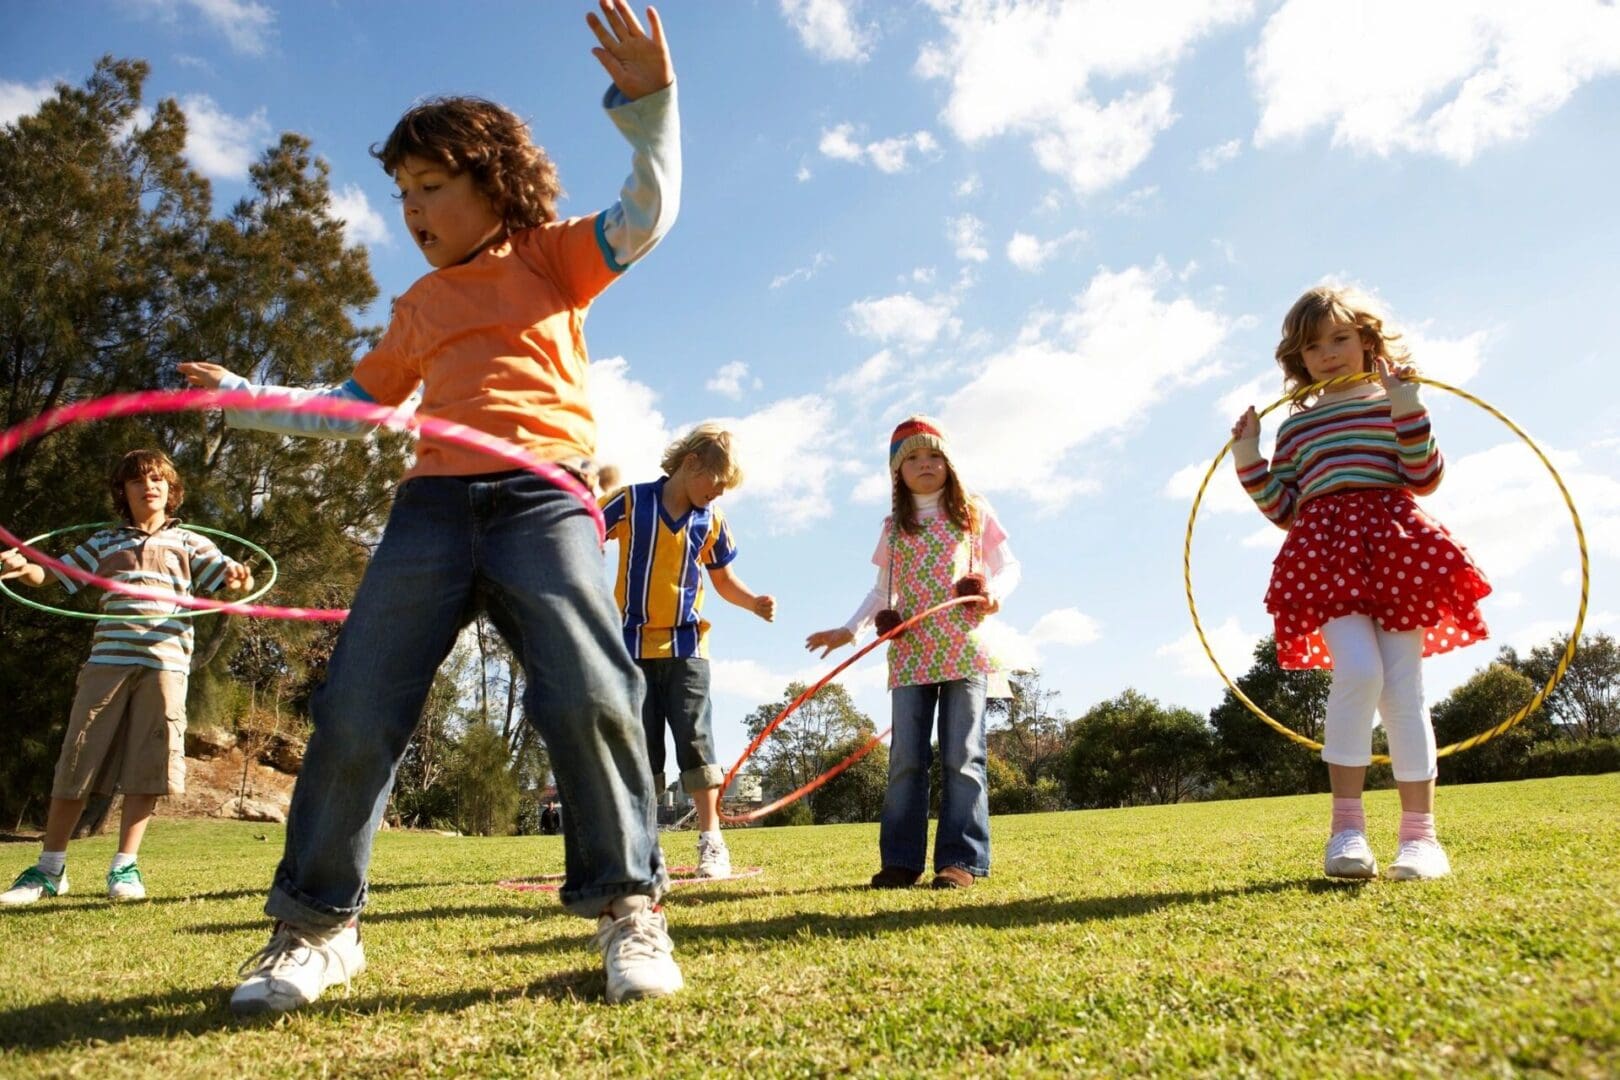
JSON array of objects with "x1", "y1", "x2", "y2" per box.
[
  {"x1": 719, "y1": 595, "x2": 985, "y2": 825},
  {"x1": 0, "y1": 388, "x2": 604, "y2": 622}
]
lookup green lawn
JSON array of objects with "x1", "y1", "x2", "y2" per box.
[{"x1": 2, "y1": 774, "x2": 1616, "y2": 1078}]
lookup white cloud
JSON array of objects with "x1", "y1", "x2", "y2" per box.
[
  {"x1": 588, "y1": 356, "x2": 672, "y2": 481},
  {"x1": 1006, "y1": 228, "x2": 1085, "y2": 272},
  {"x1": 940, "y1": 263, "x2": 1232, "y2": 510},
  {"x1": 1029, "y1": 607, "x2": 1103, "y2": 646},
  {"x1": 846, "y1": 292, "x2": 961, "y2": 352},
  {"x1": 0, "y1": 78, "x2": 55, "y2": 126},
  {"x1": 1196, "y1": 137, "x2": 1243, "y2": 170},
  {"x1": 949, "y1": 214, "x2": 988, "y2": 262},
  {"x1": 917, "y1": 0, "x2": 1253, "y2": 194},
  {"x1": 795, "y1": 164, "x2": 813, "y2": 182},
  {"x1": 831, "y1": 349, "x2": 898, "y2": 395},
  {"x1": 1251, "y1": 0, "x2": 1620, "y2": 163},
  {"x1": 955, "y1": 173, "x2": 981, "y2": 197},
  {"x1": 136, "y1": 0, "x2": 276, "y2": 55},
  {"x1": 180, "y1": 94, "x2": 270, "y2": 179},
  {"x1": 723, "y1": 397, "x2": 842, "y2": 528},
  {"x1": 771, "y1": 251, "x2": 832, "y2": 289},
  {"x1": 1164, "y1": 458, "x2": 1256, "y2": 517},
  {"x1": 1407, "y1": 328, "x2": 1487, "y2": 387},
  {"x1": 1112, "y1": 184, "x2": 1161, "y2": 216},
  {"x1": 328, "y1": 184, "x2": 391, "y2": 248},
  {"x1": 819, "y1": 123, "x2": 940, "y2": 173},
  {"x1": 706, "y1": 361, "x2": 755, "y2": 400},
  {"x1": 780, "y1": 0, "x2": 875, "y2": 63},
  {"x1": 1158, "y1": 615, "x2": 1263, "y2": 683}
]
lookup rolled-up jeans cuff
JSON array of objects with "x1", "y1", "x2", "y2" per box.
[
  {"x1": 681, "y1": 764, "x2": 726, "y2": 792},
  {"x1": 265, "y1": 874, "x2": 362, "y2": 930},
  {"x1": 559, "y1": 872, "x2": 668, "y2": 918}
]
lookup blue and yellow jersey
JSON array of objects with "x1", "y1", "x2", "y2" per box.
[{"x1": 601, "y1": 477, "x2": 738, "y2": 659}]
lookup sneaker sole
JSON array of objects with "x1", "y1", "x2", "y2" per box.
[
  {"x1": 1324, "y1": 863, "x2": 1378, "y2": 879},
  {"x1": 609, "y1": 978, "x2": 685, "y2": 1004}
]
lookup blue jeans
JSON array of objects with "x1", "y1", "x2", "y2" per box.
[
  {"x1": 637, "y1": 657, "x2": 726, "y2": 793},
  {"x1": 880, "y1": 676, "x2": 990, "y2": 876},
  {"x1": 265, "y1": 471, "x2": 664, "y2": 924}
]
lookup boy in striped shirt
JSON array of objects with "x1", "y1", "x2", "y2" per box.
[
  {"x1": 0, "y1": 449, "x2": 251, "y2": 906},
  {"x1": 601, "y1": 424, "x2": 775, "y2": 877}
]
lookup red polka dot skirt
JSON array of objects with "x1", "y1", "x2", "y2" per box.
[{"x1": 1266, "y1": 489, "x2": 1491, "y2": 671}]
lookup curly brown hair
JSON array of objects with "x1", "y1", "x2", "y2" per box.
[
  {"x1": 109, "y1": 449, "x2": 183, "y2": 523},
  {"x1": 372, "y1": 97, "x2": 564, "y2": 232},
  {"x1": 1276, "y1": 284, "x2": 1412, "y2": 409}
]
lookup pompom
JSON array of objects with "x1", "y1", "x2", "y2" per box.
[
  {"x1": 953, "y1": 573, "x2": 987, "y2": 599},
  {"x1": 874, "y1": 608, "x2": 906, "y2": 639}
]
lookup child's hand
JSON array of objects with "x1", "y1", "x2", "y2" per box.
[
  {"x1": 753, "y1": 594, "x2": 777, "y2": 622},
  {"x1": 223, "y1": 562, "x2": 254, "y2": 592},
  {"x1": 586, "y1": 1, "x2": 673, "y2": 101},
  {"x1": 1376, "y1": 356, "x2": 1423, "y2": 414},
  {"x1": 805, "y1": 627, "x2": 853, "y2": 658},
  {"x1": 178, "y1": 362, "x2": 236, "y2": 390},
  {"x1": 980, "y1": 594, "x2": 1001, "y2": 616},
  {"x1": 1231, "y1": 406, "x2": 1259, "y2": 443},
  {"x1": 1, "y1": 548, "x2": 31, "y2": 580}
]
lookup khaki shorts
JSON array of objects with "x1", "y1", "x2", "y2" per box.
[{"x1": 51, "y1": 663, "x2": 188, "y2": 799}]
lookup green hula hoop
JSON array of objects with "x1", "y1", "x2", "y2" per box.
[{"x1": 0, "y1": 521, "x2": 278, "y2": 622}]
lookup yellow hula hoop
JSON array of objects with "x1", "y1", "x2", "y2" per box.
[{"x1": 1183, "y1": 372, "x2": 1590, "y2": 763}]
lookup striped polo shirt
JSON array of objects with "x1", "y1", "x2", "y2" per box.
[
  {"x1": 601, "y1": 477, "x2": 738, "y2": 659},
  {"x1": 49, "y1": 521, "x2": 233, "y2": 673},
  {"x1": 1238, "y1": 389, "x2": 1443, "y2": 528}
]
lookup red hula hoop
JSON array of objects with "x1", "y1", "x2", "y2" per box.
[
  {"x1": 719, "y1": 594, "x2": 986, "y2": 825},
  {"x1": 0, "y1": 388, "x2": 604, "y2": 622}
]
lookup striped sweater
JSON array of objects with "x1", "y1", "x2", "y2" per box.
[{"x1": 1236, "y1": 390, "x2": 1442, "y2": 528}]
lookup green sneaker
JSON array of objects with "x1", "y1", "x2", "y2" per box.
[
  {"x1": 1, "y1": 865, "x2": 69, "y2": 907},
  {"x1": 107, "y1": 863, "x2": 147, "y2": 901}
]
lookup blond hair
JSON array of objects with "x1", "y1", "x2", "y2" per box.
[
  {"x1": 1276, "y1": 284, "x2": 1411, "y2": 405},
  {"x1": 660, "y1": 423, "x2": 744, "y2": 488}
]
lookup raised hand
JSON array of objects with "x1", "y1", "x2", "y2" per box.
[
  {"x1": 177, "y1": 362, "x2": 236, "y2": 390},
  {"x1": 753, "y1": 594, "x2": 777, "y2": 622},
  {"x1": 224, "y1": 562, "x2": 255, "y2": 592},
  {"x1": 1375, "y1": 356, "x2": 1423, "y2": 413},
  {"x1": 1231, "y1": 406, "x2": 1260, "y2": 443},
  {"x1": 586, "y1": 1, "x2": 673, "y2": 101}
]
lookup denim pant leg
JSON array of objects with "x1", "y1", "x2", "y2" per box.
[
  {"x1": 664, "y1": 659, "x2": 724, "y2": 792},
  {"x1": 479, "y1": 475, "x2": 665, "y2": 917},
  {"x1": 879, "y1": 683, "x2": 938, "y2": 873},
  {"x1": 267, "y1": 479, "x2": 476, "y2": 929},
  {"x1": 636, "y1": 659, "x2": 669, "y2": 794},
  {"x1": 933, "y1": 675, "x2": 991, "y2": 876}
]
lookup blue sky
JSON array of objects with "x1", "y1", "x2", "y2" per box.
[{"x1": 5, "y1": 1, "x2": 1619, "y2": 770}]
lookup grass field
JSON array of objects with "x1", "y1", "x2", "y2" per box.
[{"x1": 1, "y1": 774, "x2": 1616, "y2": 1078}]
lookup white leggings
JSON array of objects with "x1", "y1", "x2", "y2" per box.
[{"x1": 1319, "y1": 615, "x2": 1437, "y2": 782}]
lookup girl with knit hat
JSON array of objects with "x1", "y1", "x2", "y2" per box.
[{"x1": 806, "y1": 416, "x2": 1020, "y2": 889}]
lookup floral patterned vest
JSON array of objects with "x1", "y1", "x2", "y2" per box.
[{"x1": 885, "y1": 511, "x2": 997, "y2": 690}]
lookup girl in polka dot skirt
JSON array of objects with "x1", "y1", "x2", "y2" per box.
[
  {"x1": 1232, "y1": 285, "x2": 1490, "y2": 882},
  {"x1": 805, "y1": 416, "x2": 1019, "y2": 891}
]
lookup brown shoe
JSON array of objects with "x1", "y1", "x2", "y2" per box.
[
  {"x1": 930, "y1": 866, "x2": 975, "y2": 889},
  {"x1": 870, "y1": 866, "x2": 921, "y2": 889}
]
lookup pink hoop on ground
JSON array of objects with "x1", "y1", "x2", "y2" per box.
[
  {"x1": 497, "y1": 865, "x2": 765, "y2": 892},
  {"x1": 0, "y1": 388, "x2": 604, "y2": 622},
  {"x1": 718, "y1": 595, "x2": 985, "y2": 825}
]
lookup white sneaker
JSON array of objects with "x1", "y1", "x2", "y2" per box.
[
  {"x1": 1387, "y1": 838, "x2": 1451, "y2": 881},
  {"x1": 593, "y1": 896, "x2": 683, "y2": 1004},
  {"x1": 696, "y1": 832, "x2": 732, "y2": 879},
  {"x1": 1324, "y1": 830, "x2": 1378, "y2": 879},
  {"x1": 107, "y1": 863, "x2": 147, "y2": 901},
  {"x1": 230, "y1": 921, "x2": 366, "y2": 1016},
  {"x1": 0, "y1": 865, "x2": 68, "y2": 906}
]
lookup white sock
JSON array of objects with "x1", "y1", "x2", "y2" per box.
[
  {"x1": 37, "y1": 851, "x2": 66, "y2": 877},
  {"x1": 699, "y1": 830, "x2": 725, "y2": 845},
  {"x1": 110, "y1": 852, "x2": 138, "y2": 871}
]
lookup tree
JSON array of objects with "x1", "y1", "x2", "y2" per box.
[
  {"x1": 986, "y1": 668, "x2": 1068, "y2": 786},
  {"x1": 1497, "y1": 633, "x2": 1619, "y2": 741},
  {"x1": 0, "y1": 58, "x2": 409, "y2": 824},
  {"x1": 1064, "y1": 690, "x2": 1213, "y2": 808},
  {"x1": 449, "y1": 722, "x2": 521, "y2": 837},
  {"x1": 1208, "y1": 635, "x2": 1333, "y2": 797},
  {"x1": 1430, "y1": 663, "x2": 1549, "y2": 784},
  {"x1": 810, "y1": 737, "x2": 888, "y2": 824},
  {"x1": 742, "y1": 681, "x2": 873, "y2": 821}
]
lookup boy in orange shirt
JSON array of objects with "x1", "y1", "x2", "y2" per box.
[{"x1": 181, "y1": 0, "x2": 683, "y2": 1011}]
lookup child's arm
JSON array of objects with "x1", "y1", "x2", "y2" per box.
[
  {"x1": 1231, "y1": 406, "x2": 1297, "y2": 528},
  {"x1": 976, "y1": 502, "x2": 1020, "y2": 616},
  {"x1": 178, "y1": 362, "x2": 384, "y2": 440},
  {"x1": 1379, "y1": 358, "x2": 1444, "y2": 495},
  {"x1": 804, "y1": 523, "x2": 890, "y2": 656},
  {"x1": 581, "y1": 2, "x2": 680, "y2": 274},
  {"x1": 0, "y1": 548, "x2": 46, "y2": 588},
  {"x1": 707, "y1": 565, "x2": 775, "y2": 622}
]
